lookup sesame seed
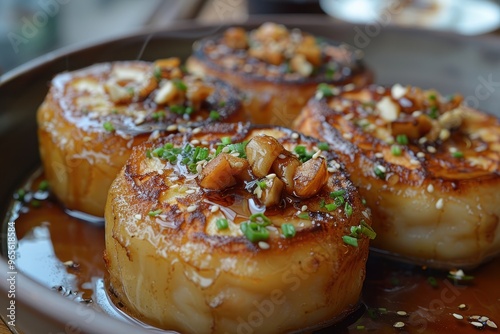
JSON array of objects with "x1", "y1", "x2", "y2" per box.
[
  {"x1": 393, "y1": 322, "x2": 405, "y2": 328},
  {"x1": 63, "y1": 260, "x2": 74, "y2": 267},
  {"x1": 439, "y1": 129, "x2": 450, "y2": 141},
  {"x1": 234, "y1": 162, "x2": 244, "y2": 168},
  {"x1": 427, "y1": 184, "x2": 434, "y2": 193},
  {"x1": 266, "y1": 225, "x2": 278, "y2": 232},
  {"x1": 375, "y1": 152, "x2": 384, "y2": 158},
  {"x1": 201, "y1": 140, "x2": 209, "y2": 145},
  {"x1": 291, "y1": 133, "x2": 299, "y2": 139},
  {"x1": 210, "y1": 205, "x2": 219, "y2": 213},
  {"x1": 344, "y1": 83, "x2": 355, "y2": 91},
  {"x1": 436, "y1": 198, "x2": 444, "y2": 209},
  {"x1": 412, "y1": 111, "x2": 422, "y2": 117},
  {"x1": 452, "y1": 313, "x2": 464, "y2": 320},
  {"x1": 475, "y1": 145, "x2": 487, "y2": 152},
  {"x1": 479, "y1": 316, "x2": 489, "y2": 322},
  {"x1": 344, "y1": 113, "x2": 354, "y2": 120},
  {"x1": 427, "y1": 146, "x2": 437, "y2": 153},
  {"x1": 278, "y1": 154, "x2": 286, "y2": 159},
  {"x1": 449, "y1": 147, "x2": 458, "y2": 153},
  {"x1": 458, "y1": 304, "x2": 467, "y2": 310},
  {"x1": 166, "y1": 125, "x2": 178, "y2": 131},
  {"x1": 230, "y1": 152, "x2": 240, "y2": 157},
  {"x1": 192, "y1": 127, "x2": 202, "y2": 134},
  {"x1": 471, "y1": 321, "x2": 483, "y2": 328},
  {"x1": 190, "y1": 139, "x2": 200, "y2": 145},
  {"x1": 266, "y1": 173, "x2": 276, "y2": 179},
  {"x1": 343, "y1": 133, "x2": 353, "y2": 140},
  {"x1": 327, "y1": 167, "x2": 336, "y2": 173},
  {"x1": 222, "y1": 146, "x2": 230, "y2": 153},
  {"x1": 301, "y1": 205, "x2": 308, "y2": 211},
  {"x1": 417, "y1": 152, "x2": 425, "y2": 158},
  {"x1": 410, "y1": 159, "x2": 420, "y2": 166},
  {"x1": 487, "y1": 320, "x2": 498, "y2": 329},
  {"x1": 134, "y1": 214, "x2": 142, "y2": 219},
  {"x1": 377, "y1": 165, "x2": 387, "y2": 173},
  {"x1": 185, "y1": 189, "x2": 195, "y2": 194},
  {"x1": 470, "y1": 315, "x2": 480, "y2": 320},
  {"x1": 196, "y1": 164, "x2": 203, "y2": 174},
  {"x1": 186, "y1": 205, "x2": 197, "y2": 213},
  {"x1": 258, "y1": 241, "x2": 270, "y2": 250},
  {"x1": 397, "y1": 311, "x2": 408, "y2": 317},
  {"x1": 312, "y1": 150, "x2": 322, "y2": 159},
  {"x1": 170, "y1": 184, "x2": 179, "y2": 189}
]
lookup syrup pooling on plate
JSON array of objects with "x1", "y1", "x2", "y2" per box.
[{"x1": 7, "y1": 170, "x2": 500, "y2": 333}]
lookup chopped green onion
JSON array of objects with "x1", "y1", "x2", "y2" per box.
[
  {"x1": 148, "y1": 209, "x2": 162, "y2": 217},
  {"x1": 153, "y1": 67, "x2": 161, "y2": 80},
  {"x1": 334, "y1": 195, "x2": 345, "y2": 207},
  {"x1": 330, "y1": 189, "x2": 346, "y2": 198},
  {"x1": 427, "y1": 276, "x2": 438, "y2": 288},
  {"x1": 249, "y1": 213, "x2": 271, "y2": 226},
  {"x1": 126, "y1": 87, "x2": 135, "y2": 95},
  {"x1": 152, "y1": 111, "x2": 166, "y2": 120},
  {"x1": 219, "y1": 100, "x2": 226, "y2": 107},
  {"x1": 452, "y1": 151, "x2": 464, "y2": 159},
  {"x1": 429, "y1": 106, "x2": 439, "y2": 119},
  {"x1": 318, "y1": 142, "x2": 330, "y2": 151},
  {"x1": 216, "y1": 218, "x2": 229, "y2": 230},
  {"x1": 173, "y1": 79, "x2": 187, "y2": 91},
  {"x1": 396, "y1": 134, "x2": 408, "y2": 145},
  {"x1": 447, "y1": 273, "x2": 474, "y2": 282},
  {"x1": 345, "y1": 202, "x2": 353, "y2": 217},
  {"x1": 319, "y1": 198, "x2": 326, "y2": 209},
  {"x1": 325, "y1": 203, "x2": 337, "y2": 211},
  {"x1": 221, "y1": 136, "x2": 232, "y2": 145},
  {"x1": 391, "y1": 144, "x2": 402, "y2": 156},
  {"x1": 428, "y1": 93, "x2": 437, "y2": 101},
  {"x1": 281, "y1": 223, "x2": 296, "y2": 238},
  {"x1": 378, "y1": 308, "x2": 387, "y2": 314},
  {"x1": 145, "y1": 150, "x2": 152, "y2": 158},
  {"x1": 297, "y1": 212, "x2": 310, "y2": 220},
  {"x1": 170, "y1": 105, "x2": 193, "y2": 115},
  {"x1": 356, "y1": 325, "x2": 365, "y2": 330},
  {"x1": 227, "y1": 141, "x2": 248, "y2": 158},
  {"x1": 240, "y1": 222, "x2": 269, "y2": 242},
  {"x1": 294, "y1": 145, "x2": 313, "y2": 162},
  {"x1": 103, "y1": 121, "x2": 115, "y2": 132},
  {"x1": 361, "y1": 198, "x2": 367, "y2": 206},
  {"x1": 342, "y1": 235, "x2": 358, "y2": 247},
  {"x1": 209, "y1": 110, "x2": 220, "y2": 120},
  {"x1": 38, "y1": 180, "x2": 49, "y2": 191},
  {"x1": 317, "y1": 83, "x2": 333, "y2": 98},
  {"x1": 325, "y1": 65, "x2": 336, "y2": 80},
  {"x1": 257, "y1": 180, "x2": 267, "y2": 190},
  {"x1": 360, "y1": 220, "x2": 377, "y2": 239},
  {"x1": 374, "y1": 165, "x2": 386, "y2": 180},
  {"x1": 30, "y1": 199, "x2": 41, "y2": 208}
]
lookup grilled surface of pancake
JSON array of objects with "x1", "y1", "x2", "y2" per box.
[
  {"x1": 295, "y1": 84, "x2": 500, "y2": 268},
  {"x1": 37, "y1": 59, "x2": 244, "y2": 217},
  {"x1": 186, "y1": 22, "x2": 372, "y2": 127},
  {"x1": 105, "y1": 123, "x2": 372, "y2": 333}
]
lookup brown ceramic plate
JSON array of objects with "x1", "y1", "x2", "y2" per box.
[{"x1": 1, "y1": 16, "x2": 500, "y2": 334}]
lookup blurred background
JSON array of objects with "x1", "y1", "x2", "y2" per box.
[{"x1": 1, "y1": 0, "x2": 500, "y2": 76}]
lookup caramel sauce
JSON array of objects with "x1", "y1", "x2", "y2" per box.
[{"x1": 8, "y1": 170, "x2": 500, "y2": 333}]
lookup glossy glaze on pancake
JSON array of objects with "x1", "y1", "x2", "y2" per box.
[
  {"x1": 295, "y1": 84, "x2": 500, "y2": 268},
  {"x1": 105, "y1": 123, "x2": 373, "y2": 333},
  {"x1": 37, "y1": 59, "x2": 245, "y2": 217},
  {"x1": 187, "y1": 22, "x2": 373, "y2": 126}
]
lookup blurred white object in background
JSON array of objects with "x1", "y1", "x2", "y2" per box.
[{"x1": 320, "y1": 0, "x2": 500, "y2": 35}]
